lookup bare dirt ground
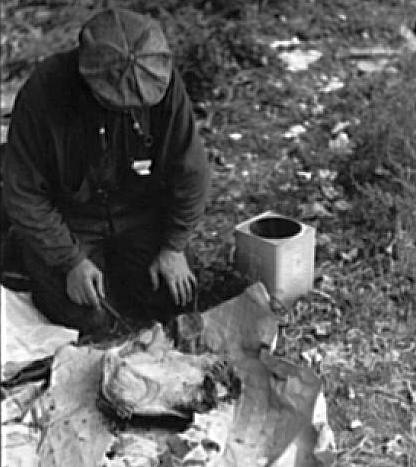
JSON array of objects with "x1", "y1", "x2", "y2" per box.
[{"x1": 2, "y1": 1, "x2": 416, "y2": 465}]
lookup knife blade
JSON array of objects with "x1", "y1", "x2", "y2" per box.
[{"x1": 100, "y1": 298, "x2": 133, "y2": 332}]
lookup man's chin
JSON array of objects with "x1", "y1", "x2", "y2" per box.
[{"x1": 90, "y1": 89, "x2": 139, "y2": 113}]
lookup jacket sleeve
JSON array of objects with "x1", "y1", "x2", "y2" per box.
[
  {"x1": 3, "y1": 87, "x2": 86, "y2": 273},
  {"x1": 158, "y1": 70, "x2": 210, "y2": 252}
]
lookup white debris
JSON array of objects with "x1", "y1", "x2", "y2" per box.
[
  {"x1": 385, "y1": 435, "x2": 405, "y2": 457},
  {"x1": 1, "y1": 124, "x2": 8, "y2": 144},
  {"x1": 320, "y1": 76, "x2": 344, "y2": 93},
  {"x1": 256, "y1": 457, "x2": 269, "y2": 466},
  {"x1": 270, "y1": 37, "x2": 301, "y2": 49},
  {"x1": 318, "y1": 169, "x2": 338, "y2": 180},
  {"x1": 400, "y1": 24, "x2": 416, "y2": 52},
  {"x1": 241, "y1": 152, "x2": 258, "y2": 161},
  {"x1": 405, "y1": 380, "x2": 416, "y2": 405},
  {"x1": 356, "y1": 59, "x2": 390, "y2": 73},
  {"x1": 279, "y1": 49, "x2": 322, "y2": 72},
  {"x1": 296, "y1": 171, "x2": 312, "y2": 181},
  {"x1": 331, "y1": 121, "x2": 350, "y2": 135},
  {"x1": 312, "y1": 103, "x2": 325, "y2": 116},
  {"x1": 283, "y1": 124, "x2": 307, "y2": 139},
  {"x1": 321, "y1": 184, "x2": 339, "y2": 200},
  {"x1": 300, "y1": 201, "x2": 334, "y2": 219},
  {"x1": 313, "y1": 321, "x2": 332, "y2": 337},
  {"x1": 268, "y1": 79, "x2": 284, "y2": 89},
  {"x1": 347, "y1": 386, "x2": 356, "y2": 400},
  {"x1": 334, "y1": 200, "x2": 353, "y2": 211},
  {"x1": 342, "y1": 46, "x2": 398, "y2": 58},
  {"x1": 340, "y1": 247, "x2": 358, "y2": 262},
  {"x1": 350, "y1": 419, "x2": 363, "y2": 430},
  {"x1": 314, "y1": 423, "x2": 336, "y2": 465},
  {"x1": 329, "y1": 131, "x2": 352, "y2": 154},
  {"x1": 301, "y1": 347, "x2": 323, "y2": 366},
  {"x1": 229, "y1": 133, "x2": 243, "y2": 141}
]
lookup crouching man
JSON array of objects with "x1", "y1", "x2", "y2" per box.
[{"x1": 3, "y1": 8, "x2": 210, "y2": 335}]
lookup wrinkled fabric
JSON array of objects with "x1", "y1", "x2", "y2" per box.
[{"x1": 3, "y1": 49, "x2": 209, "y2": 273}]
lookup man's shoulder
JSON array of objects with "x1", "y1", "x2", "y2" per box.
[
  {"x1": 35, "y1": 49, "x2": 78, "y2": 82},
  {"x1": 21, "y1": 49, "x2": 81, "y2": 109}
]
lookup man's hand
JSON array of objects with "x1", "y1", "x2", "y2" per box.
[
  {"x1": 66, "y1": 258, "x2": 105, "y2": 309},
  {"x1": 149, "y1": 249, "x2": 196, "y2": 307}
]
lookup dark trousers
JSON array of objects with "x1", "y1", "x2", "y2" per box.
[{"x1": 22, "y1": 220, "x2": 184, "y2": 336}]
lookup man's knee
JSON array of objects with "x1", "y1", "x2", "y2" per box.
[{"x1": 32, "y1": 289, "x2": 111, "y2": 336}]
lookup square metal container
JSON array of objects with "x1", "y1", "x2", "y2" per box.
[{"x1": 235, "y1": 211, "x2": 316, "y2": 307}]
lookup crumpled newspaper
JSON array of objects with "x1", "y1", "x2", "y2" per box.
[
  {"x1": 1, "y1": 286, "x2": 79, "y2": 379},
  {"x1": 1, "y1": 283, "x2": 336, "y2": 467}
]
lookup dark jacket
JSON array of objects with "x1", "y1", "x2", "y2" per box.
[{"x1": 3, "y1": 49, "x2": 209, "y2": 273}]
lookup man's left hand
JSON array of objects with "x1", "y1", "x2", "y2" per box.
[{"x1": 149, "y1": 249, "x2": 196, "y2": 307}]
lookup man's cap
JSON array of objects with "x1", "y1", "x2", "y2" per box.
[{"x1": 79, "y1": 8, "x2": 172, "y2": 108}]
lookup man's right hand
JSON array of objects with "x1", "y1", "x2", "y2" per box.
[{"x1": 66, "y1": 258, "x2": 105, "y2": 309}]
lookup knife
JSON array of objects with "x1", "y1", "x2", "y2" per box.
[{"x1": 100, "y1": 298, "x2": 134, "y2": 332}]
